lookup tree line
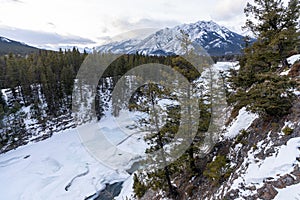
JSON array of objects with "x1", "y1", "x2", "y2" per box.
[{"x1": 0, "y1": 48, "x2": 86, "y2": 150}]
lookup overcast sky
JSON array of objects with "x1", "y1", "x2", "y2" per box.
[{"x1": 0, "y1": 0, "x2": 252, "y2": 49}]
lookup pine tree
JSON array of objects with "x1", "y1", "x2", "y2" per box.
[
  {"x1": 230, "y1": 0, "x2": 299, "y2": 117},
  {"x1": 244, "y1": 0, "x2": 300, "y2": 68},
  {"x1": 61, "y1": 64, "x2": 74, "y2": 105},
  {"x1": 172, "y1": 30, "x2": 217, "y2": 174},
  {"x1": 133, "y1": 173, "x2": 148, "y2": 198},
  {"x1": 133, "y1": 83, "x2": 178, "y2": 197}
]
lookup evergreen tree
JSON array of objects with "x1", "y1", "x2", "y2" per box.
[
  {"x1": 133, "y1": 83, "x2": 178, "y2": 197},
  {"x1": 230, "y1": 0, "x2": 299, "y2": 117},
  {"x1": 244, "y1": 0, "x2": 300, "y2": 67},
  {"x1": 61, "y1": 64, "x2": 74, "y2": 105}
]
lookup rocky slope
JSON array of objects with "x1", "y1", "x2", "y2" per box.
[{"x1": 135, "y1": 55, "x2": 300, "y2": 200}]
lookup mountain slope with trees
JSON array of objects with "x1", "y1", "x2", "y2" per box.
[
  {"x1": 0, "y1": 48, "x2": 87, "y2": 152},
  {"x1": 0, "y1": 36, "x2": 39, "y2": 56}
]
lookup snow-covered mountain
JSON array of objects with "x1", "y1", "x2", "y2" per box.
[{"x1": 97, "y1": 21, "x2": 250, "y2": 56}]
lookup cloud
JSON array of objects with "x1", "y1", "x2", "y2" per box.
[
  {"x1": 0, "y1": 26, "x2": 96, "y2": 47},
  {"x1": 0, "y1": 0, "x2": 23, "y2": 3},
  {"x1": 96, "y1": 17, "x2": 180, "y2": 43},
  {"x1": 210, "y1": 0, "x2": 252, "y2": 34},
  {"x1": 111, "y1": 18, "x2": 180, "y2": 31},
  {"x1": 211, "y1": 0, "x2": 248, "y2": 21}
]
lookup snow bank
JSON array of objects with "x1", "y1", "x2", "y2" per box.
[
  {"x1": 0, "y1": 127, "x2": 128, "y2": 200},
  {"x1": 223, "y1": 107, "x2": 258, "y2": 139},
  {"x1": 245, "y1": 137, "x2": 300, "y2": 184},
  {"x1": 230, "y1": 137, "x2": 300, "y2": 199},
  {"x1": 274, "y1": 183, "x2": 300, "y2": 200},
  {"x1": 77, "y1": 110, "x2": 147, "y2": 171},
  {"x1": 287, "y1": 54, "x2": 300, "y2": 65},
  {"x1": 213, "y1": 61, "x2": 239, "y2": 71},
  {"x1": 115, "y1": 174, "x2": 135, "y2": 200}
]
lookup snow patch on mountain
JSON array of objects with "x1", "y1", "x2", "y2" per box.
[
  {"x1": 287, "y1": 54, "x2": 300, "y2": 65},
  {"x1": 227, "y1": 136, "x2": 300, "y2": 199},
  {"x1": 223, "y1": 107, "x2": 258, "y2": 139},
  {"x1": 0, "y1": 37, "x2": 11, "y2": 43},
  {"x1": 97, "y1": 20, "x2": 249, "y2": 56}
]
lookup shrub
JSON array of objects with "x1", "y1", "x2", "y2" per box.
[
  {"x1": 252, "y1": 144, "x2": 258, "y2": 151},
  {"x1": 230, "y1": 73, "x2": 296, "y2": 118},
  {"x1": 271, "y1": 122, "x2": 279, "y2": 131},
  {"x1": 235, "y1": 129, "x2": 249, "y2": 145},
  {"x1": 133, "y1": 173, "x2": 148, "y2": 198},
  {"x1": 282, "y1": 126, "x2": 294, "y2": 135},
  {"x1": 203, "y1": 155, "x2": 231, "y2": 184},
  {"x1": 246, "y1": 76, "x2": 296, "y2": 117}
]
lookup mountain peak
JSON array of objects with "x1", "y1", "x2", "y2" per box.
[{"x1": 97, "y1": 20, "x2": 248, "y2": 56}]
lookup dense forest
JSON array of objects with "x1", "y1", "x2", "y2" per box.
[
  {"x1": 0, "y1": 46, "x2": 210, "y2": 152},
  {"x1": 0, "y1": 48, "x2": 86, "y2": 150}
]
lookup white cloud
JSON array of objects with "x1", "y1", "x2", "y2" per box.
[
  {"x1": 0, "y1": 25, "x2": 95, "y2": 47},
  {"x1": 212, "y1": 0, "x2": 248, "y2": 21},
  {"x1": 0, "y1": 0, "x2": 251, "y2": 47},
  {"x1": 0, "y1": 0, "x2": 23, "y2": 3},
  {"x1": 210, "y1": 0, "x2": 252, "y2": 33}
]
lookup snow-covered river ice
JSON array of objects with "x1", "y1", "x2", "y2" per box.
[{"x1": 0, "y1": 110, "x2": 147, "y2": 200}]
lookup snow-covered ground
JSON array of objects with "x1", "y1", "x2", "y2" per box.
[
  {"x1": 0, "y1": 127, "x2": 123, "y2": 200},
  {"x1": 223, "y1": 107, "x2": 258, "y2": 139},
  {"x1": 218, "y1": 93, "x2": 299, "y2": 199},
  {"x1": 274, "y1": 183, "x2": 300, "y2": 200},
  {"x1": 229, "y1": 136, "x2": 300, "y2": 199},
  {"x1": 77, "y1": 110, "x2": 147, "y2": 171},
  {"x1": 0, "y1": 61, "x2": 238, "y2": 200},
  {"x1": 0, "y1": 109, "x2": 147, "y2": 200},
  {"x1": 287, "y1": 54, "x2": 300, "y2": 65},
  {"x1": 244, "y1": 137, "x2": 300, "y2": 184},
  {"x1": 213, "y1": 61, "x2": 239, "y2": 71}
]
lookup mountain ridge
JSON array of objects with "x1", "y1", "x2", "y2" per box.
[
  {"x1": 0, "y1": 36, "x2": 39, "y2": 56},
  {"x1": 97, "y1": 20, "x2": 252, "y2": 56}
]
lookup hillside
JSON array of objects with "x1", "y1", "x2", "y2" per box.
[
  {"x1": 0, "y1": 36, "x2": 39, "y2": 56},
  {"x1": 0, "y1": 56, "x2": 299, "y2": 199}
]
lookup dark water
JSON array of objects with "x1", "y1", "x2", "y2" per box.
[
  {"x1": 85, "y1": 161, "x2": 142, "y2": 200},
  {"x1": 85, "y1": 182, "x2": 123, "y2": 200}
]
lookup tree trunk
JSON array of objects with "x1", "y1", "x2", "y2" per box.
[
  {"x1": 188, "y1": 142, "x2": 197, "y2": 173},
  {"x1": 150, "y1": 90, "x2": 177, "y2": 198}
]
